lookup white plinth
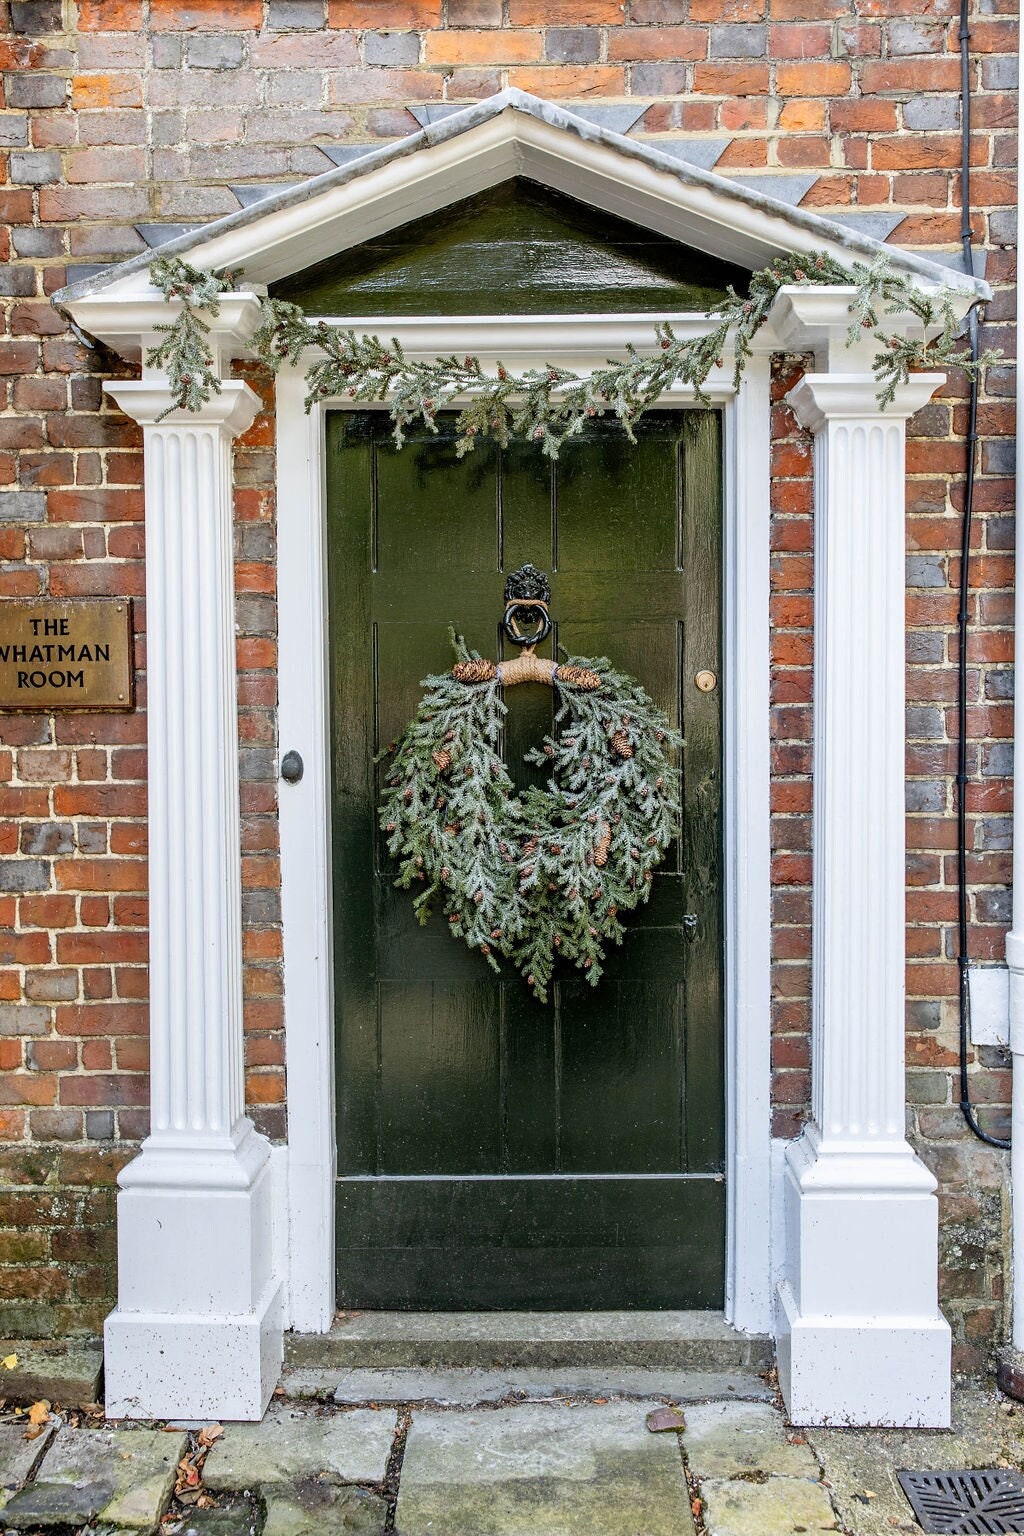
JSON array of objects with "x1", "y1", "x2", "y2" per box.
[{"x1": 777, "y1": 1129, "x2": 951, "y2": 1426}]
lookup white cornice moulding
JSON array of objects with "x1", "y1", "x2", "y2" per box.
[
  {"x1": 769, "y1": 284, "x2": 971, "y2": 351},
  {"x1": 308, "y1": 311, "x2": 734, "y2": 357},
  {"x1": 786, "y1": 373, "x2": 945, "y2": 432},
  {"x1": 274, "y1": 313, "x2": 745, "y2": 399},
  {"x1": 65, "y1": 291, "x2": 264, "y2": 363},
  {"x1": 105, "y1": 379, "x2": 261, "y2": 435}
]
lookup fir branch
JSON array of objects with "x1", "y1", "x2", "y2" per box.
[
  {"x1": 146, "y1": 255, "x2": 238, "y2": 421},
  {"x1": 147, "y1": 249, "x2": 996, "y2": 453}
]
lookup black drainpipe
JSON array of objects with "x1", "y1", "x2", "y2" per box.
[{"x1": 955, "y1": 0, "x2": 1008, "y2": 1147}]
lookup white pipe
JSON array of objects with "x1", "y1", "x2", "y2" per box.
[{"x1": 1007, "y1": 61, "x2": 1024, "y2": 1352}]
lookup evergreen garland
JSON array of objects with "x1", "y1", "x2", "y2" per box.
[
  {"x1": 378, "y1": 632, "x2": 683, "y2": 1002},
  {"x1": 145, "y1": 249, "x2": 993, "y2": 456}
]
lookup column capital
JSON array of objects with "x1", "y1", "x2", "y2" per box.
[
  {"x1": 787, "y1": 372, "x2": 945, "y2": 433},
  {"x1": 105, "y1": 378, "x2": 261, "y2": 436},
  {"x1": 767, "y1": 283, "x2": 964, "y2": 370},
  {"x1": 64, "y1": 289, "x2": 264, "y2": 365}
]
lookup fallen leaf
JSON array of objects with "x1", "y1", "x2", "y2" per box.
[
  {"x1": 23, "y1": 1424, "x2": 47, "y2": 1442},
  {"x1": 27, "y1": 1400, "x2": 50, "y2": 1426},
  {"x1": 593, "y1": 1396, "x2": 609, "y2": 1406},
  {"x1": 1, "y1": 1354, "x2": 17, "y2": 1370},
  {"x1": 197, "y1": 1423, "x2": 223, "y2": 1448},
  {"x1": 691, "y1": 1498, "x2": 702, "y2": 1517}
]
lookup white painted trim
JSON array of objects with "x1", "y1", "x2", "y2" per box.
[
  {"x1": 722, "y1": 353, "x2": 774, "y2": 1335},
  {"x1": 1007, "y1": 64, "x2": 1024, "y2": 1354},
  {"x1": 274, "y1": 314, "x2": 775, "y2": 1337},
  {"x1": 277, "y1": 377, "x2": 336, "y2": 1333}
]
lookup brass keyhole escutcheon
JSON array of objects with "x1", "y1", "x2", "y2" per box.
[{"x1": 694, "y1": 670, "x2": 717, "y2": 693}]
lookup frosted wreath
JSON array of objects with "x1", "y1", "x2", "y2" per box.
[{"x1": 377, "y1": 631, "x2": 683, "y2": 1002}]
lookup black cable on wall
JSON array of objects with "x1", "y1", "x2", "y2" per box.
[{"x1": 956, "y1": 0, "x2": 1008, "y2": 1148}]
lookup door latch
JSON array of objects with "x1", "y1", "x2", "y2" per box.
[{"x1": 683, "y1": 913, "x2": 698, "y2": 941}]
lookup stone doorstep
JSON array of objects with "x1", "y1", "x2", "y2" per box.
[
  {"x1": 278, "y1": 1365, "x2": 773, "y2": 1407},
  {"x1": 284, "y1": 1311, "x2": 775, "y2": 1372},
  {"x1": 0, "y1": 1339, "x2": 103, "y2": 1407}
]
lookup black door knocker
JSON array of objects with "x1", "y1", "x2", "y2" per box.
[{"x1": 503, "y1": 563, "x2": 553, "y2": 651}]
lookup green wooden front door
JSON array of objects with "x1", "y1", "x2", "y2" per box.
[{"x1": 327, "y1": 408, "x2": 724, "y2": 1310}]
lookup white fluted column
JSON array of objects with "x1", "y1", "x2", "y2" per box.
[
  {"x1": 773, "y1": 367, "x2": 951, "y2": 1426},
  {"x1": 102, "y1": 379, "x2": 283, "y2": 1421}
]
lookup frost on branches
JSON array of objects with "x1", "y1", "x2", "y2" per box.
[
  {"x1": 377, "y1": 632, "x2": 683, "y2": 1002},
  {"x1": 142, "y1": 251, "x2": 993, "y2": 454}
]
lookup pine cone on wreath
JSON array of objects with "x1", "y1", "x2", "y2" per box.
[
  {"x1": 557, "y1": 664, "x2": 602, "y2": 691},
  {"x1": 453, "y1": 658, "x2": 498, "y2": 684},
  {"x1": 432, "y1": 747, "x2": 453, "y2": 773},
  {"x1": 610, "y1": 729, "x2": 633, "y2": 760},
  {"x1": 594, "y1": 825, "x2": 612, "y2": 867}
]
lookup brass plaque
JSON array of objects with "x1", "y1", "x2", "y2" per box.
[{"x1": 0, "y1": 599, "x2": 135, "y2": 712}]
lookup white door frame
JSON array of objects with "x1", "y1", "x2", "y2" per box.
[{"x1": 275, "y1": 313, "x2": 775, "y2": 1336}]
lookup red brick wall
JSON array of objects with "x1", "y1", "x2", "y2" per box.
[{"x1": 0, "y1": 0, "x2": 1017, "y2": 1367}]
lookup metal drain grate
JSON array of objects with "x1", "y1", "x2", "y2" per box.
[{"x1": 898, "y1": 1470, "x2": 1024, "y2": 1533}]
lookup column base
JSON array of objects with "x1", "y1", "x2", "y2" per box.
[
  {"x1": 777, "y1": 1128, "x2": 951, "y2": 1427},
  {"x1": 104, "y1": 1282, "x2": 284, "y2": 1421},
  {"x1": 106, "y1": 1120, "x2": 284, "y2": 1421},
  {"x1": 777, "y1": 1280, "x2": 951, "y2": 1427}
]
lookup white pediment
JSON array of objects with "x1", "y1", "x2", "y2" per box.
[{"x1": 54, "y1": 89, "x2": 986, "y2": 313}]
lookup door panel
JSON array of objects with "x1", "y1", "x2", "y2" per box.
[{"x1": 327, "y1": 409, "x2": 724, "y2": 1309}]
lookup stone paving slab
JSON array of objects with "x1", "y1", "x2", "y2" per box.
[
  {"x1": 263, "y1": 1483, "x2": 388, "y2": 1535},
  {"x1": 699, "y1": 1475, "x2": 838, "y2": 1536},
  {"x1": 203, "y1": 1404, "x2": 397, "y2": 1491},
  {"x1": 0, "y1": 1420, "x2": 56, "y2": 1510},
  {"x1": 396, "y1": 1400, "x2": 695, "y2": 1536},
  {"x1": 324, "y1": 1367, "x2": 771, "y2": 1408},
  {"x1": 0, "y1": 1340, "x2": 103, "y2": 1406},
  {"x1": 2, "y1": 1425, "x2": 185, "y2": 1531},
  {"x1": 805, "y1": 1382, "x2": 1024, "y2": 1536},
  {"x1": 166, "y1": 1502, "x2": 260, "y2": 1536},
  {"x1": 683, "y1": 1401, "x2": 820, "y2": 1479}
]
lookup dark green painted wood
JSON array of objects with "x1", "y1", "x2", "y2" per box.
[
  {"x1": 327, "y1": 409, "x2": 724, "y2": 1309},
  {"x1": 272, "y1": 180, "x2": 750, "y2": 316},
  {"x1": 336, "y1": 1176, "x2": 726, "y2": 1310}
]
